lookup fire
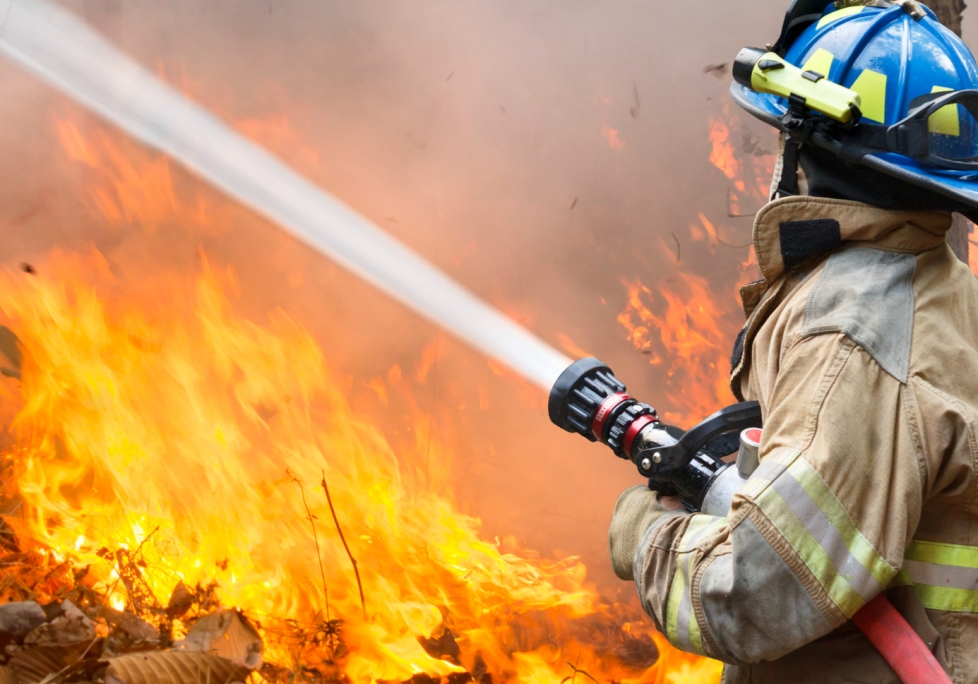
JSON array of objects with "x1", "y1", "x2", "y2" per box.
[
  {"x1": 708, "y1": 102, "x2": 776, "y2": 218},
  {"x1": 616, "y1": 98, "x2": 769, "y2": 427},
  {"x1": 707, "y1": 119, "x2": 741, "y2": 188},
  {"x1": 617, "y1": 275, "x2": 736, "y2": 427},
  {"x1": 0, "y1": 115, "x2": 724, "y2": 682}
]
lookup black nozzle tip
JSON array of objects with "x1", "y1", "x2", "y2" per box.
[
  {"x1": 548, "y1": 357, "x2": 628, "y2": 439},
  {"x1": 548, "y1": 357, "x2": 609, "y2": 427}
]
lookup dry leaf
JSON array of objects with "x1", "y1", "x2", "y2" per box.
[
  {"x1": 165, "y1": 583, "x2": 193, "y2": 619},
  {"x1": 0, "y1": 326, "x2": 22, "y2": 378},
  {"x1": 106, "y1": 651, "x2": 250, "y2": 684},
  {"x1": 9, "y1": 643, "x2": 91, "y2": 684},
  {"x1": 0, "y1": 665, "x2": 17, "y2": 684},
  {"x1": 94, "y1": 608, "x2": 158, "y2": 643},
  {"x1": 175, "y1": 612, "x2": 262, "y2": 669},
  {"x1": 24, "y1": 602, "x2": 94, "y2": 647}
]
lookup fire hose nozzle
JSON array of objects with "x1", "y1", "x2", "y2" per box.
[
  {"x1": 547, "y1": 357, "x2": 658, "y2": 457},
  {"x1": 549, "y1": 357, "x2": 763, "y2": 508}
]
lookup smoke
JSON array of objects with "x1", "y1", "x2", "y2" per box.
[{"x1": 0, "y1": 0, "x2": 787, "y2": 591}]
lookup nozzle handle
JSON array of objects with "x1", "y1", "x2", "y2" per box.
[{"x1": 635, "y1": 401, "x2": 762, "y2": 477}]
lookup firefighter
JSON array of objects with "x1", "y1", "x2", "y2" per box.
[{"x1": 608, "y1": 1, "x2": 978, "y2": 682}]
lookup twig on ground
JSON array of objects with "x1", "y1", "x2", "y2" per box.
[
  {"x1": 321, "y1": 471, "x2": 366, "y2": 620},
  {"x1": 560, "y1": 659, "x2": 599, "y2": 684},
  {"x1": 286, "y1": 468, "x2": 330, "y2": 623}
]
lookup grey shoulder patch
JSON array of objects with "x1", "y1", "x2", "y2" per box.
[{"x1": 803, "y1": 247, "x2": 916, "y2": 383}]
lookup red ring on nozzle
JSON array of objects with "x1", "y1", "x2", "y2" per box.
[
  {"x1": 622, "y1": 413, "x2": 657, "y2": 457},
  {"x1": 591, "y1": 392, "x2": 631, "y2": 441}
]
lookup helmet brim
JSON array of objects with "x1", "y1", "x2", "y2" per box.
[{"x1": 730, "y1": 82, "x2": 978, "y2": 210}]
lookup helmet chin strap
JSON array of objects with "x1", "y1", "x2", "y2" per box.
[{"x1": 771, "y1": 133, "x2": 806, "y2": 200}]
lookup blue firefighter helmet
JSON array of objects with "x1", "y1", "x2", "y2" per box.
[{"x1": 731, "y1": 0, "x2": 978, "y2": 212}]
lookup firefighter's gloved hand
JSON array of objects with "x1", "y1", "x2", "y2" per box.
[{"x1": 608, "y1": 485, "x2": 672, "y2": 581}]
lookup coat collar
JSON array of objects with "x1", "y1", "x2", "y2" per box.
[
  {"x1": 740, "y1": 196, "x2": 952, "y2": 317},
  {"x1": 751, "y1": 195, "x2": 952, "y2": 284}
]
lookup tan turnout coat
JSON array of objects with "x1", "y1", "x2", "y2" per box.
[{"x1": 633, "y1": 196, "x2": 978, "y2": 683}]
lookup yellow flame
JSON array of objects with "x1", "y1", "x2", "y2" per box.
[{"x1": 0, "y1": 114, "x2": 724, "y2": 683}]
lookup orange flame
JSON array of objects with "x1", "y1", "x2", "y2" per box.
[
  {"x1": 617, "y1": 275, "x2": 736, "y2": 426},
  {"x1": 708, "y1": 102, "x2": 777, "y2": 217},
  {"x1": 708, "y1": 119, "x2": 741, "y2": 187},
  {"x1": 616, "y1": 100, "x2": 769, "y2": 427},
  {"x1": 0, "y1": 114, "x2": 724, "y2": 683}
]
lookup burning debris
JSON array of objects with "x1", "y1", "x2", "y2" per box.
[
  {"x1": 0, "y1": 536, "x2": 263, "y2": 684},
  {"x1": 0, "y1": 250, "x2": 719, "y2": 683}
]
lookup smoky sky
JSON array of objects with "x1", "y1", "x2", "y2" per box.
[{"x1": 1, "y1": 1, "x2": 972, "y2": 592}]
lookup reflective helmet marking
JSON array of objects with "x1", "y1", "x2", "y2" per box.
[
  {"x1": 929, "y1": 86, "x2": 960, "y2": 136},
  {"x1": 817, "y1": 5, "x2": 866, "y2": 30},
  {"x1": 851, "y1": 69, "x2": 888, "y2": 122},
  {"x1": 802, "y1": 48, "x2": 836, "y2": 78}
]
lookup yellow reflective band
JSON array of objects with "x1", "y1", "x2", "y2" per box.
[
  {"x1": 912, "y1": 584, "x2": 978, "y2": 612},
  {"x1": 665, "y1": 515, "x2": 725, "y2": 655},
  {"x1": 754, "y1": 454, "x2": 896, "y2": 617},
  {"x1": 851, "y1": 69, "x2": 888, "y2": 123},
  {"x1": 817, "y1": 5, "x2": 866, "y2": 29},
  {"x1": 802, "y1": 48, "x2": 836, "y2": 79},
  {"x1": 906, "y1": 540, "x2": 978, "y2": 568},
  {"x1": 789, "y1": 459, "x2": 895, "y2": 594},
  {"x1": 891, "y1": 541, "x2": 978, "y2": 612},
  {"x1": 928, "y1": 86, "x2": 961, "y2": 137}
]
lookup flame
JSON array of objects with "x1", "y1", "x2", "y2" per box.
[
  {"x1": 616, "y1": 98, "x2": 770, "y2": 427},
  {"x1": 557, "y1": 333, "x2": 593, "y2": 360},
  {"x1": 708, "y1": 102, "x2": 776, "y2": 218},
  {"x1": 707, "y1": 119, "x2": 741, "y2": 187},
  {"x1": 0, "y1": 114, "x2": 724, "y2": 682},
  {"x1": 617, "y1": 275, "x2": 736, "y2": 426}
]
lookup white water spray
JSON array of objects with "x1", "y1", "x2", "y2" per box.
[{"x1": 0, "y1": 0, "x2": 571, "y2": 390}]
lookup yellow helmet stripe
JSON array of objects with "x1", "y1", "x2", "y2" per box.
[
  {"x1": 817, "y1": 5, "x2": 866, "y2": 30},
  {"x1": 929, "y1": 86, "x2": 961, "y2": 137},
  {"x1": 850, "y1": 69, "x2": 888, "y2": 123},
  {"x1": 802, "y1": 48, "x2": 836, "y2": 79}
]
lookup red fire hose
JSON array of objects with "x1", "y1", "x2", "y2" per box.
[{"x1": 852, "y1": 594, "x2": 953, "y2": 684}]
